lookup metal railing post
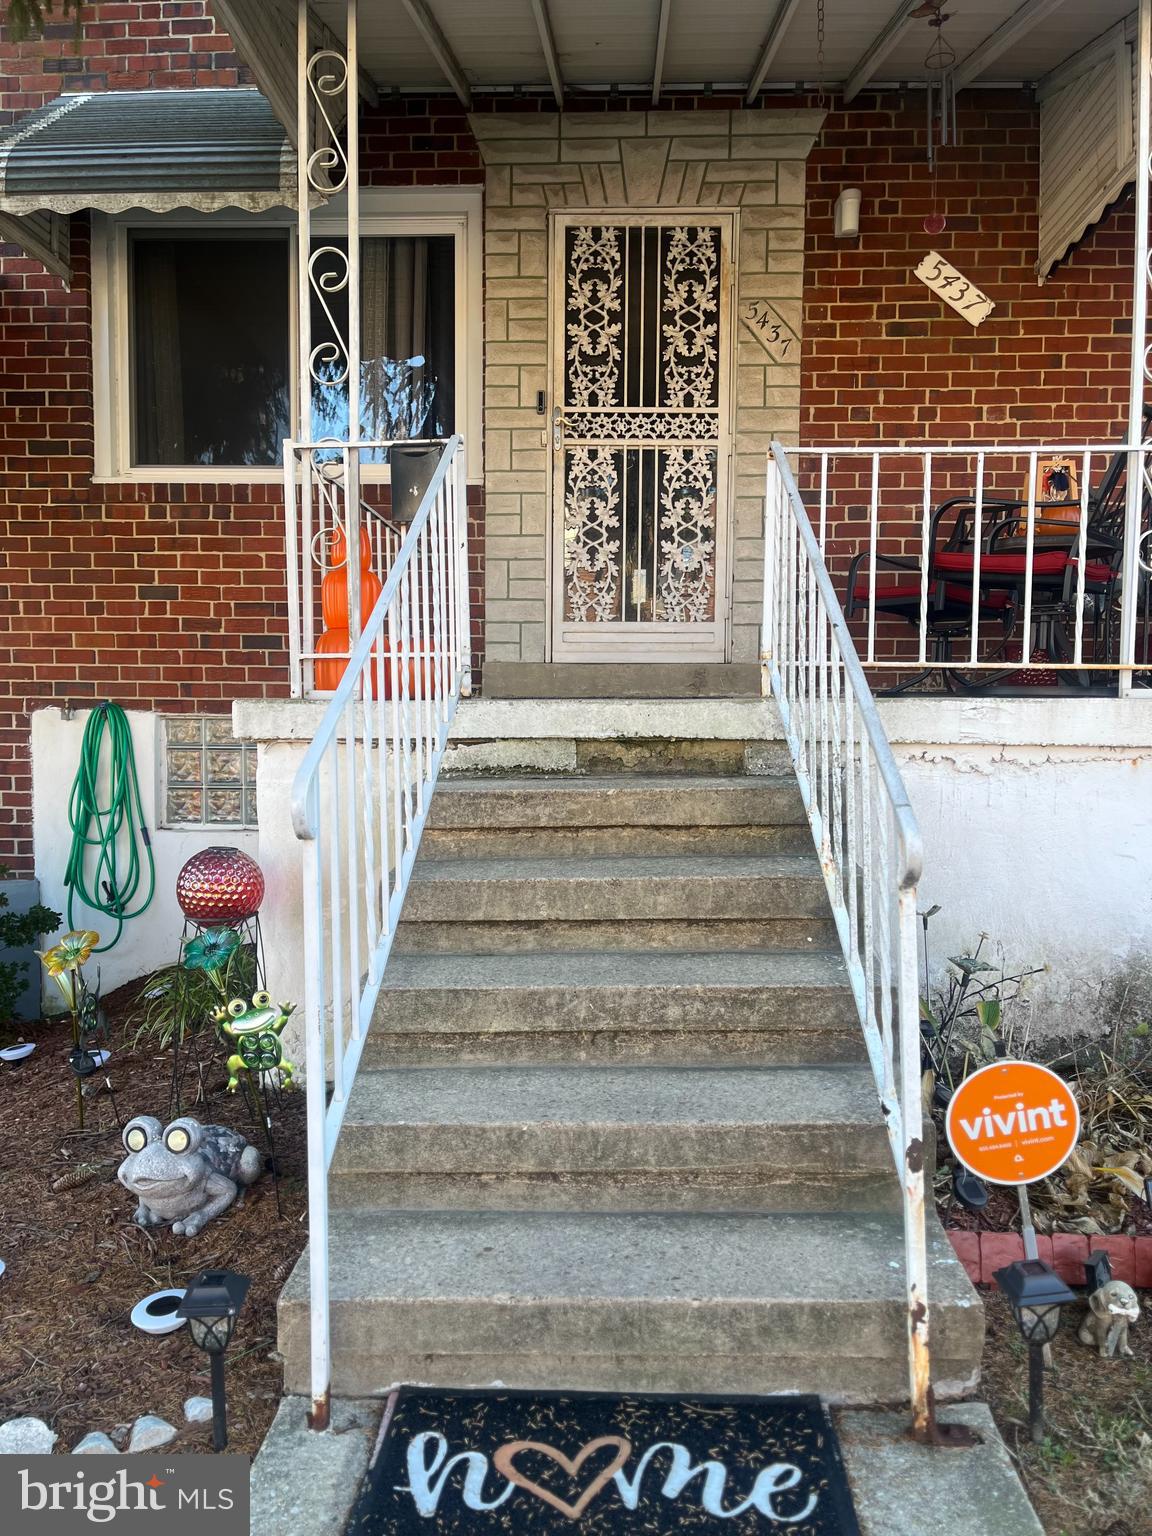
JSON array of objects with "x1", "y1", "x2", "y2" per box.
[{"x1": 1121, "y1": 0, "x2": 1152, "y2": 697}]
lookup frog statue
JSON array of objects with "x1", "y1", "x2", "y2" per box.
[
  {"x1": 118, "y1": 1116, "x2": 262, "y2": 1236},
  {"x1": 213, "y1": 989, "x2": 297, "y2": 1092}
]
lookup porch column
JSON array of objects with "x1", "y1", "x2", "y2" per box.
[{"x1": 294, "y1": 0, "x2": 363, "y2": 1432}]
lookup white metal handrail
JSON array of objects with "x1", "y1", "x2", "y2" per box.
[
  {"x1": 793, "y1": 440, "x2": 1152, "y2": 692},
  {"x1": 763, "y1": 442, "x2": 931, "y2": 1436},
  {"x1": 289, "y1": 433, "x2": 469, "y2": 1428}
]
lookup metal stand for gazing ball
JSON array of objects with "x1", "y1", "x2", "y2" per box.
[
  {"x1": 168, "y1": 847, "x2": 287, "y2": 1217},
  {"x1": 167, "y1": 913, "x2": 265, "y2": 1117}
]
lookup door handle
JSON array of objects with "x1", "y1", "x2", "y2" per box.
[{"x1": 552, "y1": 405, "x2": 564, "y2": 451}]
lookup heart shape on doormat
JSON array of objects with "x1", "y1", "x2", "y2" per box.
[{"x1": 492, "y1": 1435, "x2": 633, "y2": 1521}]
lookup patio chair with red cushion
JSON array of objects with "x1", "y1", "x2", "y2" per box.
[{"x1": 845, "y1": 421, "x2": 1148, "y2": 688}]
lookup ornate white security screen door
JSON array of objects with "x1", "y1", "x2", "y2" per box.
[{"x1": 550, "y1": 213, "x2": 733, "y2": 662}]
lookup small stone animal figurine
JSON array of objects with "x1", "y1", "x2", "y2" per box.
[
  {"x1": 118, "y1": 1116, "x2": 262, "y2": 1237},
  {"x1": 1078, "y1": 1279, "x2": 1141, "y2": 1358},
  {"x1": 213, "y1": 990, "x2": 296, "y2": 1092}
]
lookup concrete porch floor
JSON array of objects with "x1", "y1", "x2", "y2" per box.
[{"x1": 250, "y1": 1395, "x2": 1043, "y2": 1536}]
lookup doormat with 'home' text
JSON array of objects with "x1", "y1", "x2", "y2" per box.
[{"x1": 347, "y1": 1387, "x2": 860, "y2": 1533}]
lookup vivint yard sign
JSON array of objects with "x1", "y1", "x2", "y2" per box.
[{"x1": 946, "y1": 1060, "x2": 1080, "y2": 1185}]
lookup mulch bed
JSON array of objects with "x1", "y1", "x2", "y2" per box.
[
  {"x1": 0, "y1": 988, "x2": 306, "y2": 1459},
  {"x1": 980, "y1": 1289, "x2": 1152, "y2": 1536}
]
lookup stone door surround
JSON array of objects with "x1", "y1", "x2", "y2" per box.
[{"x1": 471, "y1": 107, "x2": 825, "y2": 669}]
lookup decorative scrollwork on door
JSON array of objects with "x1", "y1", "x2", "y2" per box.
[
  {"x1": 565, "y1": 227, "x2": 623, "y2": 408},
  {"x1": 560, "y1": 222, "x2": 725, "y2": 631},
  {"x1": 563, "y1": 446, "x2": 622, "y2": 622},
  {"x1": 658, "y1": 448, "x2": 716, "y2": 623},
  {"x1": 661, "y1": 226, "x2": 720, "y2": 409}
]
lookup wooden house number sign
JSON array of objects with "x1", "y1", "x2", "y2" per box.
[{"x1": 914, "y1": 251, "x2": 995, "y2": 327}]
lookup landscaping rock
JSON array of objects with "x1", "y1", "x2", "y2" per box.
[
  {"x1": 126, "y1": 1415, "x2": 178, "y2": 1454},
  {"x1": 0, "y1": 1417, "x2": 58, "y2": 1454},
  {"x1": 73, "y1": 1432, "x2": 118, "y2": 1455},
  {"x1": 184, "y1": 1397, "x2": 214, "y2": 1425}
]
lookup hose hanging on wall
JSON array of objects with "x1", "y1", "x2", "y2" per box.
[{"x1": 64, "y1": 701, "x2": 155, "y2": 952}]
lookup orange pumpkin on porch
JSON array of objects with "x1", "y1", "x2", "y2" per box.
[
  {"x1": 321, "y1": 565, "x2": 383, "y2": 630},
  {"x1": 313, "y1": 627, "x2": 435, "y2": 699}
]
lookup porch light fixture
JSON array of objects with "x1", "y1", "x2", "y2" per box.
[
  {"x1": 834, "y1": 188, "x2": 862, "y2": 240},
  {"x1": 176, "y1": 1268, "x2": 250, "y2": 1451},
  {"x1": 994, "y1": 1260, "x2": 1076, "y2": 1444}
]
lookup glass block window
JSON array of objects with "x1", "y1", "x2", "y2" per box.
[{"x1": 163, "y1": 717, "x2": 258, "y2": 828}]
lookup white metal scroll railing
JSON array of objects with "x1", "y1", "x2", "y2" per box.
[
  {"x1": 289, "y1": 434, "x2": 469, "y2": 1428},
  {"x1": 762, "y1": 443, "x2": 932, "y2": 1437}
]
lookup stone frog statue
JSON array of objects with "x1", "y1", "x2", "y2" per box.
[
  {"x1": 118, "y1": 1116, "x2": 262, "y2": 1237},
  {"x1": 1078, "y1": 1279, "x2": 1141, "y2": 1358},
  {"x1": 213, "y1": 990, "x2": 296, "y2": 1093}
]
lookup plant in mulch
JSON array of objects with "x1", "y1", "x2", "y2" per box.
[
  {"x1": 917, "y1": 915, "x2": 1046, "y2": 1106},
  {"x1": 1026, "y1": 1030, "x2": 1152, "y2": 1238},
  {"x1": 126, "y1": 930, "x2": 257, "y2": 1052},
  {"x1": 933, "y1": 1019, "x2": 1152, "y2": 1238},
  {"x1": 0, "y1": 865, "x2": 61, "y2": 1046},
  {"x1": 37, "y1": 929, "x2": 105, "y2": 1129}
]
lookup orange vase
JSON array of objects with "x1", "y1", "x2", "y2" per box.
[
  {"x1": 321, "y1": 566, "x2": 383, "y2": 630},
  {"x1": 317, "y1": 520, "x2": 384, "y2": 691},
  {"x1": 314, "y1": 628, "x2": 436, "y2": 700}
]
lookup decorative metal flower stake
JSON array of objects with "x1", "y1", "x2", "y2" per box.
[{"x1": 37, "y1": 929, "x2": 103, "y2": 1128}]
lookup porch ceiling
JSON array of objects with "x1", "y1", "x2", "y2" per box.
[{"x1": 306, "y1": 0, "x2": 1135, "y2": 103}]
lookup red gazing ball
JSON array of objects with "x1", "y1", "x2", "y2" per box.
[{"x1": 176, "y1": 846, "x2": 265, "y2": 925}]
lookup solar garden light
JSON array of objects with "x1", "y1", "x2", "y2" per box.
[
  {"x1": 176, "y1": 1269, "x2": 250, "y2": 1451},
  {"x1": 1084, "y1": 1250, "x2": 1113, "y2": 1295},
  {"x1": 994, "y1": 1260, "x2": 1077, "y2": 1444}
]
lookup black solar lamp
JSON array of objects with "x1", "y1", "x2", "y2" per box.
[
  {"x1": 994, "y1": 1260, "x2": 1076, "y2": 1443},
  {"x1": 177, "y1": 1269, "x2": 251, "y2": 1451}
]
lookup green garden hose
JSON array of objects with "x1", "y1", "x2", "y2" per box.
[{"x1": 64, "y1": 701, "x2": 155, "y2": 951}]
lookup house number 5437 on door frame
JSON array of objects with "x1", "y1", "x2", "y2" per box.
[{"x1": 914, "y1": 251, "x2": 995, "y2": 327}]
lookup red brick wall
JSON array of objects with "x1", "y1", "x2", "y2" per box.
[
  {"x1": 797, "y1": 90, "x2": 1135, "y2": 668},
  {"x1": 1, "y1": 3, "x2": 252, "y2": 871},
  {"x1": 0, "y1": 0, "x2": 248, "y2": 122},
  {"x1": 802, "y1": 89, "x2": 1134, "y2": 447}
]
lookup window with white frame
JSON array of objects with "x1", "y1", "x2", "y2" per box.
[
  {"x1": 162, "y1": 716, "x2": 258, "y2": 828},
  {"x1": 93, "y1": 193, "x2": 480, "y2": 480},
  {"x1": 130, "y1": 231, "x2": 292, "y2": 467}
]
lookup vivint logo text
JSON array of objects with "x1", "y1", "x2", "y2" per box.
[
  {"x1": 19, "y1": 1468, "x2": 235, "y2": 1524},
  {"x1": 954, "y1": 1094, "x2": 1072, "y2": 1140}
]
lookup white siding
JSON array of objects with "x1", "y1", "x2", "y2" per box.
[{"x1": 1037, "y1": 18, "x2": 1135, "y2": 281}]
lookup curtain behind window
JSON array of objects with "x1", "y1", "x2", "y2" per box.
[{"x1": 311, "y1": 234, "x2": 455, "y2": 457}]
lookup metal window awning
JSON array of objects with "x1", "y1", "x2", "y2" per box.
[
  {"x1": 0, "y1": 88, "x2": 296, "y2": 216},
  {"x1": 0, "y1": 88, "x2": 297, "y2": 282}
]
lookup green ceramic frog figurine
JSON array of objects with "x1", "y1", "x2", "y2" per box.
[{"x1": 213, "y1": 989, "x2": 297, "y2": 1091}]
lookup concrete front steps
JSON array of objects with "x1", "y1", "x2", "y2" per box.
[{"x1": 278, "y1": 773, "x2": 983, "y2": 1405}]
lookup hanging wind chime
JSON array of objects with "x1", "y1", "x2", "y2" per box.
[{"x1": 913, "y1": 0, "x2": 958, "y2": 234}]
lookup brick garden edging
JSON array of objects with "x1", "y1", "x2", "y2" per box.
[{"x1": 948, "y1": 1229, "x2": 1152, "y2": 1287}]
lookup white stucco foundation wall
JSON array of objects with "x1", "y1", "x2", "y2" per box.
[
  {"x1": 31, "y1": 707, "x2": 258, "y2": 1003},
  {"x1": 900, "y1": 742, "x2": 1152, "y2": 1031},
  {"x1": 236, "y1": 694, "x2": 1152, "y2": 1039}
]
